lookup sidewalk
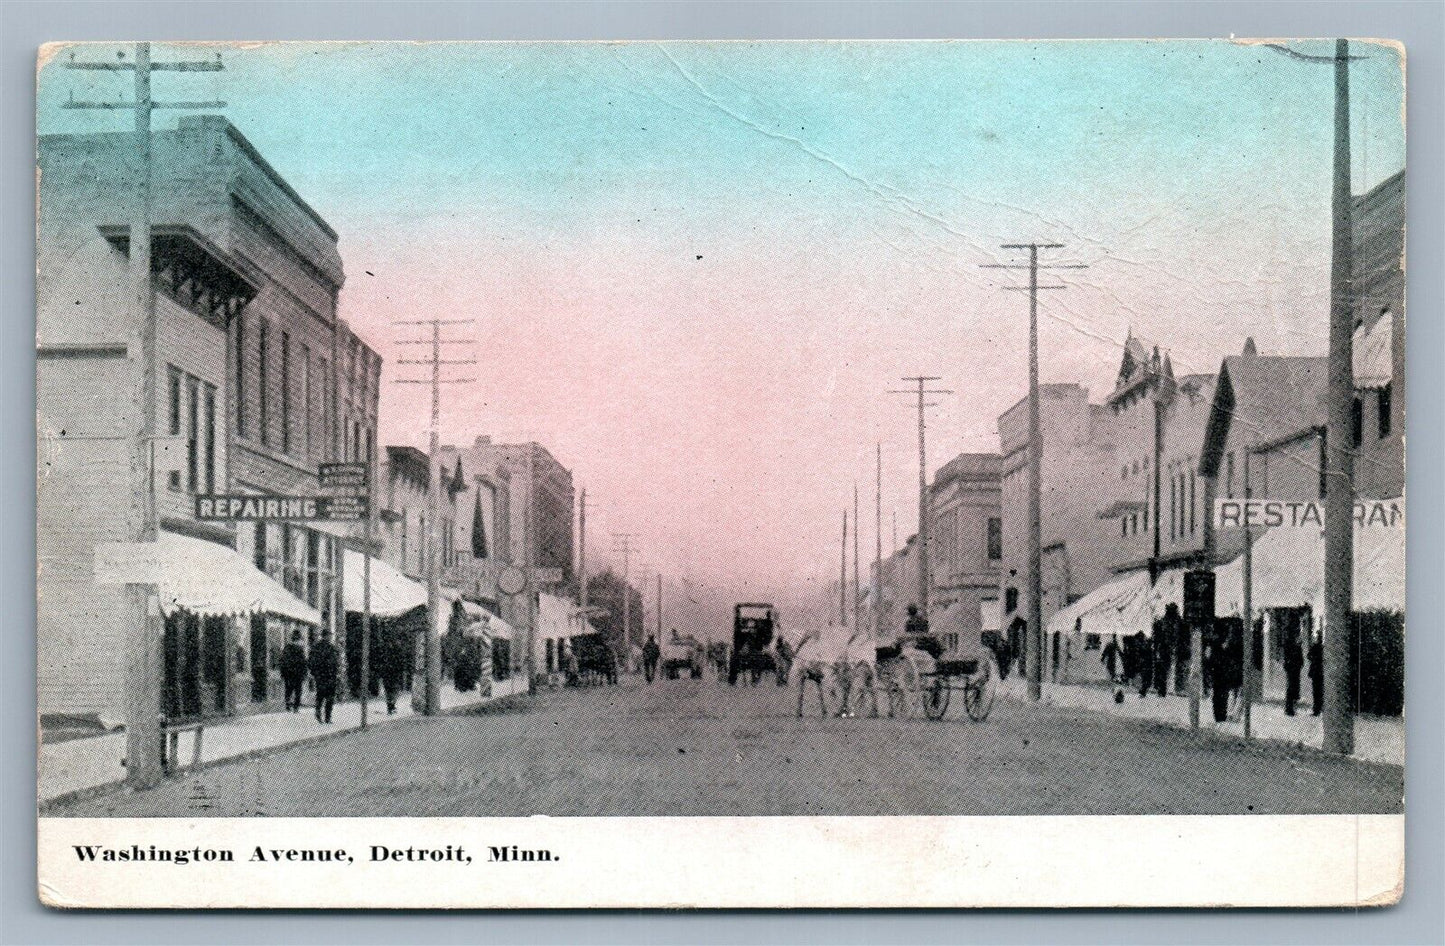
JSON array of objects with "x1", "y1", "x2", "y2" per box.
[
  {"x1": 39, "y1": 677, "x2": 529, "y2": 805},
  {"x1": 998, "y1": 676, "x2": 1403, "y2": 767}
]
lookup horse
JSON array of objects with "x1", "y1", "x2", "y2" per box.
[{"x1": 791, "y1": 625, "x2": 886, "y2": 718}]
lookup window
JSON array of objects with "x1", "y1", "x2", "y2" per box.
[
  {"x1": 280, "y1": 332, "x2": 291, "y2": 455},
  {"x1": 186, "y1": 377, "x2": 199, "y2": 493},
  {"x1": 203, "y1": 384, "x2": 216, "y2": 493},
  {"x1": 353, "y1": 421, "x2": 361, "y2": 461},
  {"x1": 1378, "y1": 383, "x2": 1392, "y2": 438},
  {"x1": 1169, "y1": 474, "x2": 1177, "y2": 541},
  {"x1": 258, "y1": 320, "x2": 270, "y2": 448},
  {"x1": 317, "y1": 358, "x2": 329, "y2": 459},
  {"x1": 987, "y1": 517, "x2": 1002, "y2": 560},
  {"x1": 234, "y1": 314, "x2": 246, "y2": 438},
  {"x1": 400, "y1": 513, "x2": 408, "y2": 566},
  {"x1": 1005, "y1": 587, "x2": 1018, "y2": 613},
  {"x1": 167, "y1": 366, "x2": 182, "y2": 490},
  {"x1": 1188, "y1": 470, "x2": 1197, "y2": 535},
  {"x1": 300, "y1": 343, "x2": 311, "y2": 458},
  {"x1": 1351, "y1": 396, "x2": 1363, "y2": 448},
  {"x1": 1142, "y1": 502, "x2": 1149, "y2": 533},
  {"x1": 1122, "y1": 517, "x2": 1128, "y2": 537}
]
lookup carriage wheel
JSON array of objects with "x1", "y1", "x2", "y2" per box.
[
  {"x1": 963, "y1": 661, "x2": 996, "y2": 722},
  {"x1": 924, "y1": 677, "x2": 950, "y2": 720}
]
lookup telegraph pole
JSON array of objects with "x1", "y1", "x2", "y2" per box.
[
  {"x1": 394, "y1": 318, "x2": 476, "y2": 715},
  {"x1": 64, "y1": 44, "x2": 224, "y2": 788},
  {"x1": 578, "y1": 487, "x2": 588, "y2": 611},
  {"x1": 1262, "y1": 39, "x2": 1359, "y2": 755},
  {"x1": 1322, "y1": 38, "x2": 1357, "y2": 756},
  {"x1": 888, "y1": 377, "x2": 951, "y2": 621},
  {"x1": 611, "y1": 533, "x2": 634, "y2": 654},
  {"x1": 875, "y1": 443, "x2": 883, "y2": 638},
  {"x1": 984, "y1": 243, "x2": 1085, "y2": 701},
  {"x1": 839, "y1": 511, "x2": 848, "y2": 626},
  {"x1": 656, "y1": 572, "x2": 663, "y2": 640}
]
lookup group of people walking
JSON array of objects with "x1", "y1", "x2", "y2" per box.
[
  {"x1": 1098, "y1": 609, "x2": 1324, "y2": 724},
  {"x1": 278, "y1": 628, "x2": 341, "y2": 724}
]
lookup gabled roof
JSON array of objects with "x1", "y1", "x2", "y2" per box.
[{"x1": 1199, "y1": 355, "x2": 1327, "y2": 478}]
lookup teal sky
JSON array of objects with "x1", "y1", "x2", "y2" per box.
[{"x1": 38, "y1": 40, "x2": 1406, "y2": 609}]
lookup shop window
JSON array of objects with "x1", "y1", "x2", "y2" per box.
[{"x1": 167, "y1": 366, "x2": 182, "y2": 490}]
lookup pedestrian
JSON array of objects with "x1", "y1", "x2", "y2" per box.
[
  {"x1": 1282, "y1": 629, "x2": 1305, "y2": 716},
  {"x1": 1101, "y1": 636, "x2": 1120, "y2": 683},
  {"x1": 1153, "y1": 609, "x2": 1176, "y2": 698},
  {"x1": 279, "y1": 629, "x2": 307, "y2": 713},
  {"x1": 1308, "y1": 633, "x2": 1324, "y2": 716},
  {"x1": 1135, "y1": 632, "x2": 1152, "y2": 698},
  {"x1": 642, "y1": 634, "x2": 660, "y2": 684},
  {"x1": 308, "y1": 627, "x2": 340, "y2": 724},
  {"x1": 1208, "y1": 626, "x2": 1240, "y2": 724}
]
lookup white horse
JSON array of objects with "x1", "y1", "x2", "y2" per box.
[{"x1": 792, "y1": 624, "x2": 892, "y2": 718}]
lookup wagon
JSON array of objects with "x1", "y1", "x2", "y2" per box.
[{"x1": 860, "y1": 636, "x2": 995, "y2": 722}]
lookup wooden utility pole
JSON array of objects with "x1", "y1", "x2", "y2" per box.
[
  {"x1": 64, "y1": 44, "x2": 224, "y2": 788},
  {"x1": 874, "y1": 443, "x2": 883, "y2": 638},
  {"x1": 839, "y1": 511, "x2": 848, "y2": 626},
  {"x1": 612, "y1": 533, "x2": 634, "y2": 653},
  {"x1": 394, "y1": 318, "x2": 476, "y2": 714},
  {"x1": 888, "y1": 377, "x2": 951, "y2": 620},
  {"x1": 1321, "y1": 38, "x2": 1357, "y2": 756},
  {"x1": 853, "y1": 482, "x2": 862, "y2": 634},
  {"x1": 656, "y1": 572, "x2": 663, "y2": 639},
  {"x1": 1262, "y1": 38, "x2": 1359, "y2": 755},
  {"x1": 984, "y1": 243, "x2": 1085, "y2": 701},
  {"x1": 578, "y1": 487, "x2": 588, "y2": 611}
]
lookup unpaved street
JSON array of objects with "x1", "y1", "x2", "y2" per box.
[{"x1": 54, "y1": 676, "x2": 1404, "y2": 817}]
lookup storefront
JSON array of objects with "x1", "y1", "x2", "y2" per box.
[{"x1": 150, "y1": 531, "x2": 321, "y2": 722}]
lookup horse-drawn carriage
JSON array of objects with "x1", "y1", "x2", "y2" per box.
[
  {"x1": 729, "y1": 603, "x2": 778, "y2": 685},
  {"x1": 792, "y1": 620, "x2": 995, "y2": 722}
]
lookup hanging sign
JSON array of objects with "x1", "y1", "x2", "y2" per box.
[{"x1": 194, "y1": 494, "x2": 369, "y2": 522}]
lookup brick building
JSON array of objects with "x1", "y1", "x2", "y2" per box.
[{"x1": 37, "y1": 116, "x2": 379, "y2": 724}]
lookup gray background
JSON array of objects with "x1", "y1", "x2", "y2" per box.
[{"x1": 3, "y1": 1, "x2": 1440, "y2": 942}]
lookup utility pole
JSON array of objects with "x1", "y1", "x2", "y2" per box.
[
  {"x1": 64, "y1": 44, "x2": 224, "y2": 789},
  {"x1": 1263, "y1": 38, "x2": 1359, "y2": 755},
  {"x1": 578, "y1": 487, "x2": 588, "y2": 611},
  {"x1": 983, "y1": 243, "x2": 1085, "y2": 701},
  {"x1": 853, "y1": 482, "x2": 862, "y2": 635},
  {"x1": 875, "y1": 443, "x2": 883, "y2": 638},
  {"x1": 611, "y1": 533, "x2": 634, "y2": 654},
  {"x1": 839, "y1": 511, "x2": 848, "y2": 626},
  {"x1": 888, "y1": 377, "x2": 951, "y2": 621},
  {"x1": 394, "y1": 318, "x2": 476, "y2": 715},
  {"x1": 656, "y1": 572, "x2": 663, "y2": 640},
  {"x1": 1322, "y1": 38, "x2": 1357, "y2": 756}
]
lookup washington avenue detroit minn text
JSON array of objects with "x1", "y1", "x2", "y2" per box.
[{"x1": 71, "y1": 843, "x2": 555, "y2": 866}]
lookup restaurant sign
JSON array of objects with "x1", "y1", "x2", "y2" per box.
[{"x1": 1214, "y1": 497, "x2": 1404, "y2": 530}]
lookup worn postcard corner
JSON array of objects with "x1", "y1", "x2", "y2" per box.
[{"x1": 35, "y1": 37, "x2": 1405, "y2": 910}]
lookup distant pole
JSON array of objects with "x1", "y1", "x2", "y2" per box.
[
  {"x1": 888, "y1": 377, "x2": 951, "y2": 620},
  {"x1": 578, "y1": 487, "x2": 588, "y2": 611},
  {"x1": 393, "y1": 317, "x2": 477, "y2": 715},
  {"x1": 1242, "y1": 452, "x2": 1255, "y2": 740},
  {"x1": 612, "y1": 533, "x2": 634, "y2": 653},
  {"x1": 360, "y1": 429, "x2": 375, "y2": 729},
  {"x1": 853, "y1": 482, "x2": 862, "y2": 634},
  {"x1": 983, "y1": 242, "x2": 1085, "y2": 702},
  {"x1": 874, "y1": 444, "x2": 883, "y2": 638},
  {"x1": 656, "y1": 572, "x2": 663, "y2": 639},
  {"x1": 1322, "y1": 38, "x2": 1356, "y2": 756},
  {"x1": 840, "y1": 510, "x2": 848, "y2": 626},
  {"x1": 64, "y1": 43, "x2": 225, "y2": 788}
]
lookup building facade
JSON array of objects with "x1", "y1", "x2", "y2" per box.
[
  {"x1": 996, "y1": 383, "x2": 1119, "y2": 662},
  {"x1": 37, "y1": 116, "x2": 378, "y2": 723},
  {"x1": 927, "y1": 452, "x2": 1002, "y2": 651},
  {"x1": 1351, "y1": 170, "x2": 1405, "y2": 501}
]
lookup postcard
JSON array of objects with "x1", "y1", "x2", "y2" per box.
[{"x1": 36, "y1": 38, "x2": 1404, "y2": 908}]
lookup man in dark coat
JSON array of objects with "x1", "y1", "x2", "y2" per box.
[
  {"x1": 1101, "y1": 636, "x2": 1120, "y2": 683},
  {"x1": 1135, "y1": 632, "x2": 1153, "y2": 698},
  {"x1": 308, "y1": 627, "x2": 341, "y2": 723},
  {"x1": 279, "y1": 629, "x2": 308, "y2": 713},
  {"x1": 1308, "y1": 634, "x2": 1325, "y2": 716},
  {"x1": 1282, "y1": 630, "x2": 1305, "y2": 716},
  {"x1": 1208, "y1": 628, "x2": 1235, "y2": 723},
  {"x1": 642, "y1": 634, "x2": 660, "y2": 684}
]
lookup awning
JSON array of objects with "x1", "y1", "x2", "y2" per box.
[
  {"x1": 1214, "y1": 521, "x2": 1405, "y2": 616},
  {"x1": 153, "y1": 531, "x2": 320, "y2": 624},
  {"x1": 343, "y1": 550, "x2": 426, "y2": 618},
  {"x1": 473, "y1": 611, "x2": 514, "y2": 641},
  {"x1": 1047, "y1": 571, "x2": 1152, "y2": 639}
]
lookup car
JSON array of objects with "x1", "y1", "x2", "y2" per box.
[{"x1": 660, "y1": 632, "x2": 705, "y2": 679}]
